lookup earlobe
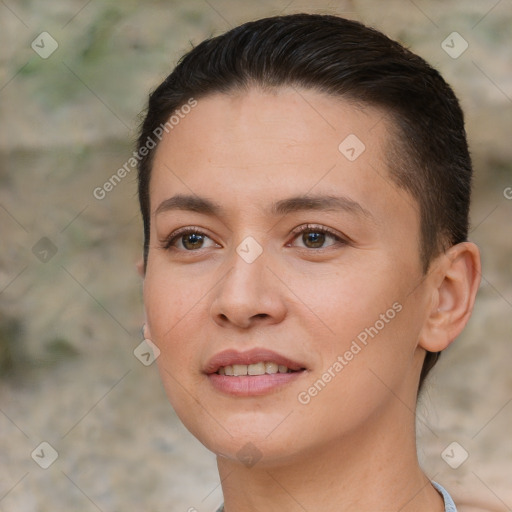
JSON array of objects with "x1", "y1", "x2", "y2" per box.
[
  {"x1": 419, "y1": 242, "x2": 481, "y2": 353},
  {"x1": 142, "y1": 322, "x2": 153, "y2": 341},
  {"x1": 138, "y1": 258, "x2": 151, "y2": 340},
  {"x1": 136, "y1": 258, "x2": 145, "y2": 278}
]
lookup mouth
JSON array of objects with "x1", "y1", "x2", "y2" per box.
[
  {"x1": 205, "y1": 348, "x2": 306, "y2": 375},
  {"x1": 205, "y1": 348, "x2": 307, "y2": 396},
  {"x1": 217, "y1": 362, "x2": 300, "y2": 376}
]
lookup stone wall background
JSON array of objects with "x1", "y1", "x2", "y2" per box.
[{"x1": 0, "y1": 1, "x2": 511, "y2": 510}]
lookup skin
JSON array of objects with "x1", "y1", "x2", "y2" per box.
[{"x1": 142, "y1": 87, "x2": 481, "y2": 511}]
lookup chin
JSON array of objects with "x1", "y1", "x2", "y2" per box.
[
  {"x1": 174, "y1": 403, "x2": 315, "y2": 466},
  {"x1": 207, "y1": 433, "x2": 307, "y2": 469}
]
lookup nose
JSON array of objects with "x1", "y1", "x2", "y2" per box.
[{"x1": 209, "y1": 245, "x2": 287, "y2": 330}]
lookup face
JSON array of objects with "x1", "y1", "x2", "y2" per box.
[{"x1": 143, "y1": 87, "x2": 431, "y2": 465}]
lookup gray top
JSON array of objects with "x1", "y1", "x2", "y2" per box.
[
  {"x1": 432, "y1": 481, "x2": 458, "y2": 511},
  {"x1": 214, "y1": 480, "x2": 457, "y2": 511}
]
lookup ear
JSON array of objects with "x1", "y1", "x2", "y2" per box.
[
  {"x1": 142, "y1": 321, "x2": 152, "y2": 341},
  {"x1": 136, "y1": 257, "x2": 145, "y2": 278},
  {"x1": 419, "y1": 242, "x2": 481, "y2": 352},
  {"x1": 136, "y1": 257, "x2": 152, "y2": 339}
]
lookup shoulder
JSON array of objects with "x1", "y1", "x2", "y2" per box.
[
  {"x1": 457, "y1": 505, "x2": 507, "y2": 512},
  {"x1": 443, "y1": 482, "x2": 511, "y2": 512},
  {"x1": 454, "y1": 493, "x2": 511, "y2": 512}
]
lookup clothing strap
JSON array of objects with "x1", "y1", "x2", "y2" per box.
[{"x1": 432, "y1": 480, "x2": 458, "y2": 511}]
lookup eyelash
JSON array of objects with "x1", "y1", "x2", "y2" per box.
[
  {"x1": 161, "y1": 224, "x2": 348, "y2": 251},
  {"x1": 288, "y1": 224, "x2": 348, "y2": 249},
  {"x1": 161, "y1": 226, "x2": 214, "y2": 250}
]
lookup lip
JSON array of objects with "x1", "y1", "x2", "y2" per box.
[
  {"x1": 208, "y1": 372, "x2": 304, "y2": 396},
  {"x1": 204, "y1": 348, "x2": 306, "y2": 375},
  {"x1": 204, "y1": 348, "x2": 307, "y2": 397}
]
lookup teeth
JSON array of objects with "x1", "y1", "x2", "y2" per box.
[
  {"x1": 248, "y1": 362, "x2": 265, "y2": 376},
  {"x1": 232, "y1": 364, "x2": 248, "y2": 376},
  {"x1": 217, "y1": 362, "x2": 294, "y2": 376},
  {"x1": 265, "y1": 362, "x2": 279, "y2": 374}
]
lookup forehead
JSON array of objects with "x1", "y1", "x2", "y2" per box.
[
  {"x1": 155, "y1": 87, "x2": 387, "y2": 166},
  {"x1": 150, "y1": 87, "x2": 416, "y2": 228}
]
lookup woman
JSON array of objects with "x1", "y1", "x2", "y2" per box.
[{"x1": 136, "y1": 13, "x2": 482, "y2": 511}]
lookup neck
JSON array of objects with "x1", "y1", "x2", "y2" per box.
[{"x1": 217, "y1": 398, "x2": 444, "y2": 512}]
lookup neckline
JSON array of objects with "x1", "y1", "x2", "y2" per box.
[
  {"x1": 214, "y1": 480, "x2": 457, "y2": 512},
  {"x1": 431, "y1": 481, "x2": 458, "y2": 511}
]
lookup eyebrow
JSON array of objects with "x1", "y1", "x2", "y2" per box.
[{"x1": 155, "y1": 193, "x2": 373, "y2": 220}]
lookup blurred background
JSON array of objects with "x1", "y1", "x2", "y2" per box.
[{"x1": 0, "y1": 0, "x2": 510, "y2": 510}]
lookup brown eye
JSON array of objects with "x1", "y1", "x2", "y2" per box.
[
  {"x1": 289, "y1": 224, "x2": 347, "y2": 250},
  {"x1": 301, "y1": 231, "x2": 326, "y2": 249},
  {"x1": 182, "y1": 232, "x2": 205, "y2": 250},
  {"x1": 163, "y1": 227, "x2": 218, "y2": 251}
]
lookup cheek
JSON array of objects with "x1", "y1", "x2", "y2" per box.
[
  {"x1": 143, "y1": 269, "x2": 210, "y2": 429},
  {"x1": 293, "y1": 311, "x2": 416, "y2": 442},
  {"x1": 143, "y1": 263, "x2": 207, "y2": 379},
  {"x1": 294, "y1": 263, "x2": 404, "y2": 345},
  {"x1": 296, "y1": 265, "x2": 418, "y2": 392},
  {"x1": 144, "y1": 258, "x2": 205, "y2": 334}
]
